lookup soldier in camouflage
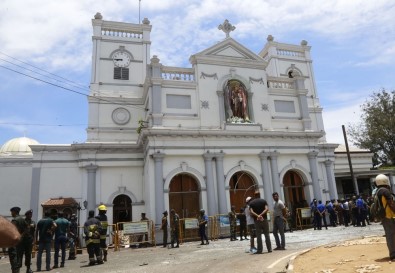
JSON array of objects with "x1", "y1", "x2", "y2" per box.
[
  {"x1": 228, "y1": 206, "x2": 238, "y2": 241},
  {"x1": 9, "y1": 206, "x2": 27, "y2": 273}
]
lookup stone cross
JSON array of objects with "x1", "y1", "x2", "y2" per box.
[{"x1": 218, "y1": 19, "x2": 236, "y2": 38}]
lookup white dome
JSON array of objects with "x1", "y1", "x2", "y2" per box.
[{"x1": 0, "y1": 137, "x2": 40, "y2": 155}]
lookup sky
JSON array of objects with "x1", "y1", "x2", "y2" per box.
[{"x1": 1, "y1": 0, "x2": 395, "y2": 147}]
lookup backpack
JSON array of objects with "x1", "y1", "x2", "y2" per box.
[{"x1": 370, "y1": 188, "x2": 388, "y2": 221}]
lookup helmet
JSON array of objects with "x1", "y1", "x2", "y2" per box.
[
  {"x1": 200, "y1": 209, "x2": 205, "y2": 214},
  {"x1": 375, "y1": 174, "x2": 390, "y2": 187},
  {"x1": 245, "y1": 196, "x2": 252, "y2": 203},
  {"x1": 98, "y1": 204, "x2": 107, "y2": 211}
]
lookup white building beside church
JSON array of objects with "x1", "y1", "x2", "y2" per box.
[{"x1": 3, "y1": 13, "x2": 389, "y2": 232}]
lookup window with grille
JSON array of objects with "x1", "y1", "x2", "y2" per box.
[{"x1": 114, "y1": 67, "x2": 129, "y2": 80}]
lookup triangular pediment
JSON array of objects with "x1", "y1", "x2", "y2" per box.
[{"x1": 190, "y1": 38, "x2": 264, "y2": 64}]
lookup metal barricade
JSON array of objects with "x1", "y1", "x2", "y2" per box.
[
  {"x1": 116, "y1": 220, "x2": 156, "y2": 248},
  {"x1": 296, "y1": 207, "x2": 313, "y2": 230},
  {"x1": 179, "y1": 218, "x2": 200, "y2": 243}
]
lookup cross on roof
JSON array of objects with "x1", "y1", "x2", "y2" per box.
[{"x1": 218, "y1": 19, "x2": 236, "y2": 38}]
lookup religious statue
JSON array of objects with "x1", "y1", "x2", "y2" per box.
[{"x1": 225, "y1": 80, "x2": 249, "y2": 121}]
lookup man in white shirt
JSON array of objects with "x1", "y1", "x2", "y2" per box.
[{"x1": 272, "y1": 192, "x2": 286, "y2": 250}]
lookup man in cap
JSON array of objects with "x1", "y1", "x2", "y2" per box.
[
  {"x1": 374, "y1": 174, "x2": 395, "y2": 260},
  {"x1": 197, "y1": 209, "x2": 209, "y2": 245},
  {"x1": 9, "y1": 206, "x2": 27, "y2": 273},
  {"x1": 160, "y1": 211, "x2": 168, "y2": 248},
  {"x1": 97, "y1": 205, "x2": 109, "y2": 261},
  {"x1": 21, "y1": 210, "x2": 35, "y2": 273},
  {"x1": 170, "y1": 209, "x2": 180, "y2": 248}
]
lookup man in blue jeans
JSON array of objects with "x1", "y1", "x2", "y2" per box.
[
  {"x1": 36, "y1": 211, "x2": 56, "y2": 272},
  {"x1": 54, "y1": 212, "x2": 70, "y2": 268},
  {"x1": 272, "y1": 192, "x2": 286, "y2": 250}
]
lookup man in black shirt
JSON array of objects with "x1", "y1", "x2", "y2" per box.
[{"x1": 249, "y1": 197, "x2": 272, "y2": 254}]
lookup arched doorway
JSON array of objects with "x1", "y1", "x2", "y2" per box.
[
  {"x1": 169, "y1": 173, "x2": 200, "y2": 218},
  {"x1": 229, "y1": 171, "x2": 256, "y2": 211},
  {"x1": 283, "y1": 170, "x2": 307, "y2": 210},
  {"x1": 113, "y1": 194, "x2": 132, "y2": 224}
]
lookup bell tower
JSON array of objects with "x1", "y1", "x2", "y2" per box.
[{"x1": 87, "y1": 13, "x2": 152, "y2": 143}]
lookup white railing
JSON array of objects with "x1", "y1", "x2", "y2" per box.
[
  {"x1": 161, "y1": 67, "x2": 195, "y2": 81},
  {"x1": 101, "y1": 29, "x2": 143, "y2": 39},
  {"x1": 277, "y1": 49, "x2": 304, "y2": 57},
  {"x1": 267, "y1": 80, "x2": 294, "y2": 89}
]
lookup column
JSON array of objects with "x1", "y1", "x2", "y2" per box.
[
  {"x1": 259, "y1": 151, "x2": 272, "y2": 203},
  {"x1": 153, "y1": 152, "x2": 165, "y2": 225},
  {"x1": 215, "y1": 152, "x2": 227, "y2": 214},
  {"x1": 151, "y1": 56, "x2": 163, "y2": 126},
  {"x1": 269, "y1": 151, "x2": 281, "y2": 196},
  {"x1": 203, "y1": 152, "x2": 217, "y2": 216},
  {"x1": 308, "y1": 151, "x2": 321, "y2": 200},
  {"x1": 216, "y1": 91, "x2": 226, "y2": 127},
  {"x1": 324, "y1": 159, "x2": 338, "y2": 200},
  {"x1": 30, "y1": 167, "x2": 41, "y2": 222},
  {"x1": 86, "y1": 164, "x2": 98, "y2": 212},
  {"x1": 294, "y1": 76, "x2": 311, "y2": 130}
]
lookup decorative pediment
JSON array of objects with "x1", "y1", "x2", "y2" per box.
[{"x1": 189, "y1": 38, "x2": 265, "y2": 66}]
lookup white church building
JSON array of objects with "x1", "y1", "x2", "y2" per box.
[{"x1": 2, "y1": 14, "x2": 389, "y2": 230}]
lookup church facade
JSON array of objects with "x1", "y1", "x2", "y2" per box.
[{"x1": 1, "y1": 14, "x2": 342, "y2": 227}]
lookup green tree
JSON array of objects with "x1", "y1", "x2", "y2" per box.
[{"x1": 348, "y1": 89, "x2": 395, "y2": 166}]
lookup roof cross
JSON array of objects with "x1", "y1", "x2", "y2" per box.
[{"x1": 218, "y1": 19, "x2": 236, "y2": 38}]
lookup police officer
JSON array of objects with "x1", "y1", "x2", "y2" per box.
[
  {"x1": 9, "y1": 207, "x2": 27, "y2": 273},
  {"x1": 84, "y1": 210, "x2": 103, "y2": 266},
  {"x1": 22, "y1": 210, "x2": 35, "y2": 273},
  {"x1": 97, "y1": 205, "x2": 109, "y2": 262},
  {"x1": 160, "y1": 211, "x2": 168, "y2": 248},
  {"x1": 197, "y1": 209, "x2": 209, "y2": 245}
]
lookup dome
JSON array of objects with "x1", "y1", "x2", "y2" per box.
[{"x1": 0, "y1": 137, "x2": 40, "y2": 155}]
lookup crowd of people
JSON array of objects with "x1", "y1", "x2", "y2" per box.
[
  {"x1": 1, "y1": 205, "x2": 107, "y2": 272},
  {"x1": 1, "y1": 174, "x2": 394, "y2": 272}
]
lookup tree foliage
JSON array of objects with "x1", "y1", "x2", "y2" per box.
[{"x1": 347, "y1": 89, "x2": 395, "y2": 166}]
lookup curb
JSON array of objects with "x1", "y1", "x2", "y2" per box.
[{"x1": 286, "y1": 248, "x2": 312, "y2": 273}]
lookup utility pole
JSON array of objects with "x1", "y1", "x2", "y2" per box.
[{"x1": 342, "y1": 125, "x2": 359, "y2": 195}]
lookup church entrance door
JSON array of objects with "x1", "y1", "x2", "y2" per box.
[
  {"x1": 113, "y1": 194, "x2": 132, "y2": 224},
  {"x1": 229, "y1": 171, "x2": 256, "y2": 212},
  {"x1": 169, "y1": 174, "x2": 200, "y2": 218}
]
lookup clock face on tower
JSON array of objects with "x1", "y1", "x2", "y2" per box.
[{"x1": 112, "y1": 51, "x2": 131, "y2": 67}]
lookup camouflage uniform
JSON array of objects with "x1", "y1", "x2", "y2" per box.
[
  {"x1": 161, "y1": 211, "x2": 168, "y2": 247},
  {"x1": 22, "y1": 210, "x2": 35, "y2": 273},
  {"x1": 9, "y1": 207, "x2": 27, "y2": 273},
  {"x1": 228, "y1": 206, "x2": 237, "y2": 241},
  {"x1": 170, "y1": 210, "x2": 180, "y2": 248}
]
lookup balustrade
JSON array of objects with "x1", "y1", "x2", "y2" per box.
[
  {"x1": 161, "y1": 67, "x2": 195, "y2": 81},
  {"x1": 276, "y1": 49, "x2": 304, "y2": 57},
  {"x1": 101, "y1": 29, "x2": 143, "y2": 39}
]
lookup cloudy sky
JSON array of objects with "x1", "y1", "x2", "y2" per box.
[{"x1": 0, "y1": 0, "x2": 394, "y2": 146}]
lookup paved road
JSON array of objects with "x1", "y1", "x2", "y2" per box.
[{"x1": 0, "y1": 223, "x2": 385, "y2": 273}]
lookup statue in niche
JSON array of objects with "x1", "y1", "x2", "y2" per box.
[{"x1": 225, "y1": 80, "x2": 250, "y2": 122}]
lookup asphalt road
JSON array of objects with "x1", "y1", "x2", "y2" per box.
[{"x1": 0, "y1": 223, "x2": 385, "y2": 273}]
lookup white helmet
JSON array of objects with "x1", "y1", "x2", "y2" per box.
[{"x1": 375, "y1": 174, "x2": 390, "y2": 187}]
